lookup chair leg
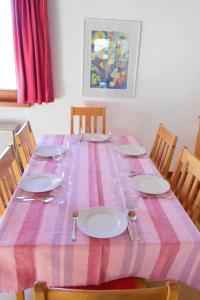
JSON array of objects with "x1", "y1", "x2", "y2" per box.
[
  {"x1": 16, "y1": 290, "x2": 25, "y2": 300},
  {"x1": 135, "y1": 278, "x2": 146, "y2": 288}
]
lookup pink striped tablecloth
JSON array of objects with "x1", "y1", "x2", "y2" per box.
[{"x1": 0, "y1": 135, "x2": 199, "y2": 292}]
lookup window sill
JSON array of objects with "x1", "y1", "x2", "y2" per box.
[{"x1": 0, "y1": 90, "x2": 32, "y2": 107}]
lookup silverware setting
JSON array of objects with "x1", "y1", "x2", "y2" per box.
[
  {"x1": 128, "y1": 171, "x2": 143, "y2": 177},
  {"x1": 16, "y1": 196, "x2": 55, "y2": 203},
  {"x1": 127, "y1": 221, "x2": 134, "y2": 241},
  {"x1": 71, "y1": 211, "x2": 78, "y2": 241},
  {"x1": 128, "y1": 171, "x2": 156, "y2": 177},
  {"x1": 139, "y1": 193, "x2": 174, "y2": 199},
  {"x1": 128, "y1": 210, "x2": 140, "y2": 241}
]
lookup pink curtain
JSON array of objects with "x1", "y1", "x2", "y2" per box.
[{"x1": 11, "y1": 0, "x2": 54, "y2": 104}]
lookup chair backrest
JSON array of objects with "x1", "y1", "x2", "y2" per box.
[
  {"x1": 195, "y1": 116, "x2": 200, "y2": 159},
  {"x1": 150, "y1": 124, "x2": 178, "y2": 178},
  {"x1": 171, "y1": 147, "x2": 200, "y2": 230},
  {"x1": 34, "y1": 281, "x2": 179, "y2": 300},
  {"x1": 15, "y1": 121, "x2": 36, "y2": 170},
  {"x1": 70, "y1": 107, "x2": 106, "y2": 134},
  {"x1": 0, "y1": 145, "x2": 22, "y2": 216}
]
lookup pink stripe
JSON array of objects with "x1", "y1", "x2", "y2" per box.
[
  {"x1": 13, "y1": 202, "x2": 45, "y2": 290},
  {"x1": 63, "y1": 141, "x2": 82, "y2": 285},
  {"x1": 87, "y1": 143, "x2": 110, "y2": 285},
  {"x1": 95, "y1": 144, "x2": 110, "y2": 283},
  {"x1": 87, "y1": 143, "x2": 103, "y2": 285},
  {"x1": 145, "y1": 200, "x2": 180, "y2": 279},
  {"x1": 115, "y1": 136, "x2": 151, "y2": 278},
  {"x1": 180, "y1": 248, "x2": 200, "y2": 287},
  {"x1": 0, "y1": 248, "x2": 18, "y2": 291},
  {"x1": 105, "y1": 141, "x2": 129, "y2": 279},
  {"x1": 14, "y1": 135, "x2": 66, "y2": 289},
  {"x1": 191, "y1": 260, "x2": 200, "y2": 288},
  {"x1": 94, "y1": 144, "x2": 105, "y2": 207}
]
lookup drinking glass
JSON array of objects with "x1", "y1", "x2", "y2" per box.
[
  {"x1": 79, "y1": 126, "x2": 84, "y2": 142},
  {"x1": 53, "y1": 153, "x2": 63, "y2": 168},
  {"x1": 57, "y1": 170, "x2": 66, "y2": 205},
  {"x1": 124, "y1": 185, "x2": 139, "y2": 211}
]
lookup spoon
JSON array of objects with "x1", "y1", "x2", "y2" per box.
[
  {"x1": 71, "y1": 211, "x2": 78, "y2": 241},
  {"x1": 128, "y1": 210, "x2": 140, "y2": 241}
]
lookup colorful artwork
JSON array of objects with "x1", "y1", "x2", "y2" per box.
[{"x1": 90, "y1": 31, "x2": 129, "y2": 90}]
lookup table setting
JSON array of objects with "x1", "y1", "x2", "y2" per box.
[{"x1": 0, "y1": 134, "x2": 199, "y2": 292}]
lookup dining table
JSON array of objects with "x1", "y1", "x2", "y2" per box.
[{"x1": 0, "y1": 134, "x2": 199, "y2": 293}]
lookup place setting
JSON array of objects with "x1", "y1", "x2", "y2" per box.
[
  {"x1": 75, "y1": 206, "x2": 128, "y2": 239},
  {"x1": 71, "y1": 196, "x2": 140, "y2": 241},
  {"x1": 78, "y1": 127, "x2": 113, "y2": 143},
  {"x1": 15, "y1": 172, "x2": 63, "y2": 203},
  {"x1": 130, "y1": 173, "x2": 173, "y2": 200},
  {"x1": 33, "y1": 144, "x2": 68, "y2": 163}
]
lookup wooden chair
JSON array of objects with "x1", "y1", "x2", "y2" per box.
[
  {"x1": 34, "y1": 281, "x2": 179, "y2": 300},
  {"x1": 0, "y1": 145, "x2": 22, "y2": 216},
  {"x1": 171, "y1": 147, "x2": 200, "y2": 230},
  {"x1": 195, "y1": 116, "x2": 200, "y2": 159},
  {"x1": 70, "y1": 107, "x2": 106, "y2": 134},
  {"x1": 0, "y1": 145, "x2": 26, "y2": 300},
  {"x1": 15, "y1": 121, "x2": 36, "y2": 170},
  {"x1": 150, "y1": 124, "x2": 178, "y2": 178}
]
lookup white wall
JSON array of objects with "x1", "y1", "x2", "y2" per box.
[{"x1": 0, "y1": 0, "x2": 200, "y2": 157}]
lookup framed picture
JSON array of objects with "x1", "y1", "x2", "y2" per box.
[{"x1": 83, "y1": 18, "x2": 141, "y2": 99}]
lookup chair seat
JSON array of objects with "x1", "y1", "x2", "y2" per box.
[
  {"x1": 65, "y1": 277, "x2": 143, "y2": 290},
  {"x1": 34, "y1": 280, "x2": 179, "y2": 300}
]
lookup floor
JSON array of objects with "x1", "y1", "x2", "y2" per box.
[{"x1": 0, "y1": 283, "x2": 199, "y2": 300}]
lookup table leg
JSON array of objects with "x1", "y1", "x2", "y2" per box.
[{"x1": 16, "y1": 291, "x2": 25, "y2": 300}]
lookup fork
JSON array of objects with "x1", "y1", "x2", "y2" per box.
[
  {"x1": 71, "y1": 211, "x2": 78, "y2": 241},
  {"x1": 16, "y1": 196, "x2": 55, "y2": 203}
]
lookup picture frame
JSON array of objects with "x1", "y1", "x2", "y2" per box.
[{"x1": 83, "y1": 18, "x2": 141, "y2": 99}]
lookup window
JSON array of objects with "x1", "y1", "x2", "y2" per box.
[
  {"x1": 0, "y1": 0, "x2": 24, "y2": 106},
  {"x1": 0, "y1": 0, "x2": 16, "y2": 90}
]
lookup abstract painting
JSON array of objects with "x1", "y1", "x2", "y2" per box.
[
  {"x1": 90, "y1": 31, "x2": 129, "y2": 90},
  {"x1": 83, "y1": 19, "x2": 141, "y2": 99}
]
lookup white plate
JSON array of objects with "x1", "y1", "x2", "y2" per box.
[
  {"x1": 77, "y1": 207, "x2": 128, "y2": 238},
  {"x1": 20, "y1": 173, "x2": 62, "y2": 193},
  {"x1": 119, "y1": 144, "x2": 146, "y2": 156},
  {"x1": 84, "y1": 134, "x2": 109, "y2": 142},
  {"x1": 35, "y1": 145, "x2": 66, "y2": 157},
  {"x1": 132, "y1": 174, "x2": 170, "y2": 195}
]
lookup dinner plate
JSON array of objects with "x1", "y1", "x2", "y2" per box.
[
  {"x1": 84, "y1": 134, "x2": 110, "y2": 142},
  {"x1": 132, "y1": 174, "x2": 170, "y2": 195},
  {"x1": 35, "y1": 145, "x2": 66, "y2": 157},
  {"x1": 119, "y1": 144, "x2": 146, "y2": 156},
  {"x1": 77, "y1": 207, "x2": 128, "y2": 238},
  {"x1": 19, "y1": 173, "x2": 62, "y2": 192}
]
